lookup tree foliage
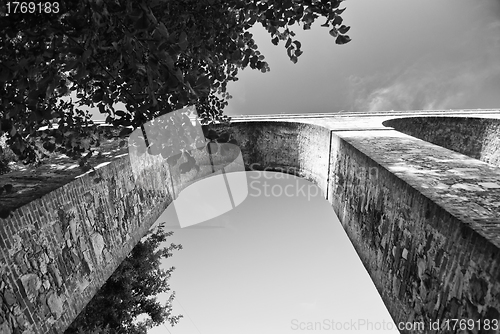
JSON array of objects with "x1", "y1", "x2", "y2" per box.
[
  {"x1": 0, "y1": 0, "x2": 351, "y2": 166},
  {"x1": 65, "y1": 224, "x2": 183, "y2": 334}
]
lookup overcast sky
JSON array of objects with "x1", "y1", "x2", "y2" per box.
[
  {"x1": 140, "y1": 1, "x2": 500, "y2": 333},
  {"x1": 149, "y1": 172, "x2": 399, "y2": 334},
  {"x1": 224, "y1": 0, "x2": 500, "y2": 116}
]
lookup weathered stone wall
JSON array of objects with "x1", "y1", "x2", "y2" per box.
[
  {"x1": 0, "y1": 137, "x2": 173, "y2": 333},
  {"x1": 219, "y1": 119, "x2": 500, "y2": 334},
  {"x1": 215, "y1": 121, "x2": 331, "y2": 196},
  {"x1": 328, "y1": 135, "x2": 500, "y2": 333},
  {"x1": 383, "y1": 117, "x2": 500, "y2": 167},
  {"x1": 2, "y1": 112, "x2": 500, "y2": 334}
]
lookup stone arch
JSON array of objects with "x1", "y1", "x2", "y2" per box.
[
  {"x1": 2, "y1": 110, "x2": 500, "y2": 333},
  {"x1": 215, "y1": 121, "x2": 332, "y2": 198}
]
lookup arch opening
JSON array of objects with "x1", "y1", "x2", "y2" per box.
[{"x1": 150, "y1": 170, "x2": 399, "y2": 333}]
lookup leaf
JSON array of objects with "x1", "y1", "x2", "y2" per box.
[
  {"x1": 338, "y1": 25, "x2": 350, "y2": 34},
  {"x1": 115, "y1": 110, "x2": 126, "y2": 117},
  {"x1": 135, "y1": 12, "x2": 150, "y2": 30},
  {"x1": 336, "y1": 7, "x2": 346, "y2": 15},
  {"x1": 0, "y1": 209, "x2": 10, "y2": 219},
  {"x1": 271, "y1": 37, "x2": 279, "y2": 45},
  {"x1": 335, "y1": 35, "x2": 351, "y2": 45},
  {"x1": 92, "y1": 89, "x2": 104, "y2": 102},
  {"x1": 293, "y1": 41, "x2": 301, "y2": 49},
  {"x1": 0, "y1": 119, "x2": 11, "y2": 132},
  {"x1": 67, "y1": 47, "x2": 84, "y2": 55},
  {"x1": 0, "y1": 67, "x2": 10, "y2": 82},
  {"x1": 43, "y1": 142, "x2": 56, "y2": 152},
  {"x1": 82, "y1": 49, "x2": 92, "y2": 62},
  {"x1": 4, "y1": 184, "x2": 13, "y2": 193},
  {"x1": 157, "y1": 22, "x2": 169, "y2": 38},
  {"x1": 178, "y1": 31, "x2": 188, "y2": 51},
  {"x1": 206, "y1": 141, "x2": 218, "y2": 154},
  {"x1": 119, "y1": 128, "x2": 132, "y2": 137},
  {"x1": 285, "y1": 38, "x2": 292, "y2": 48},
  {"x1": 231, "y1": 50, "x2": 241, "y2": 61},
  {"x1": 205, "y1": 129, "x2": 218, "y2": 140},
  {"x1": 265, "y1": 9, "x2": 274, "y2": 20},
  {"x1": 217, "y1": 132, "x2": 230, "y2": 143},
  {"x1": 64, "y1": 59, "x2": 80, "y2": 71},
  {"x1": 333, "y1": 15, "x2": 343, "y2": 26},
  {"x1": 194, "y1": 75, "x2": 210, "y2": 94},
  {"x1": 329, "y1": 28, "x2": 338, "y2": 38}
]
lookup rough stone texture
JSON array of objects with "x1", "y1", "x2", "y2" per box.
[
  {"x1": 383, "y1": 117, "x2": 500, "y2": 167},
  {"x1": 46, "y1": 292, "x2": 64, "y2": 318},
  {"x1": 1, "y1": 109, "x2": 500, "y2": 333},
  {"x1": 227, "y1": 110, "x2": 500, "y2": 334},
  {"x1": 0, "y1": 126, "x2": 129, "y2": 214},
  {"x1": 327, "y1": 134, "x2": 500, "y2": 333},
  {"x1": 215, "y1": 121, "x2": 331, "y2": 195},
  {"x1": 0, "y1": 128, "x2": 174, "y2": 333},
  {"x1": 20, "y1": 273, "x2": 41, "y2": 302}
]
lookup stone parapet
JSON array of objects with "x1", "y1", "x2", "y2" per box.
[{"x1": 1, "y1": 109, "x2": 500, "y2": 333}]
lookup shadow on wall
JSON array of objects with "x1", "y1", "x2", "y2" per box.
[{"x1": 383, "y1": 117, "x2": 500, "y2": 167}]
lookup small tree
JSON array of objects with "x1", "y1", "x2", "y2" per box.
[{"x1": 65, "y1": 224, "x2": 183, "y2": 334}]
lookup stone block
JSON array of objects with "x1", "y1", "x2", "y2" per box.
[
  {"x1": 19, "y1": 274, "x2": 41, "y2": 301},
  {"x1": 47, "y1": 264, "x2": 62, "y2": 288},
  {"x1": 3, "y1": 289, "x2": 17, "y2": 307},
  {"x1": 0, "y1": 321, "x2": 12, "y2": 334},
  {"x1": 90, "y1": 233, "x2": 105, "y2": 264},
  {"x1": 46, "y1": 293, "x2": 63, "y2": 319}
]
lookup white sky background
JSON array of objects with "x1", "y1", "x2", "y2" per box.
[
  {"x1": 223, "y1": 0, "x2": 500, "y2": 116},
  {"x1": 85, "y1": 0, "x2": 500, "y2": 333},
  {"x1": 149, "y1": 172, "x2": 400, "y2": 334}
]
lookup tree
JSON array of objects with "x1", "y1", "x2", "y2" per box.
[
  {"x1": 0, "y1": 0, "x2": 351, "y2": 166},
  {"x1": 64, "y1": 224, "x2": 183, "y2": 334}
]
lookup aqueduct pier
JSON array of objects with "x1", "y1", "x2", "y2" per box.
[{"x1": 1, "y1": 109, "x2": 500, "y2": 333}]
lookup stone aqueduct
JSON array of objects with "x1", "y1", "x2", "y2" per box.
[{"x1": 1, "y1": 110, "x2": 500, "y2": 333}]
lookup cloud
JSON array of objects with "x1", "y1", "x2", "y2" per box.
[
  {"x1": 348, "y1": 2, "x2": 500, "y2": 112},
  {"x1": 350, "y1": 55, "x2": 500, "y2": 111}
]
